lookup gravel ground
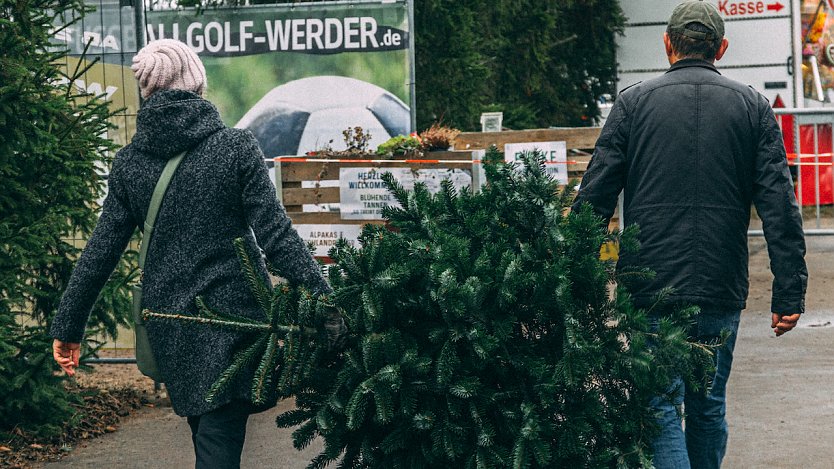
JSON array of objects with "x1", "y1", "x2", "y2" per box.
[{"x1": 33, "y1": 235, "x2": 834, "y2": 469}]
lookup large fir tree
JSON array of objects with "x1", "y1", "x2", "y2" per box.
[
  {"x1": 147, "y1": 149, "x2": 715, "y2": 468},
  {"x1": 0, "y1": 0, "x2": 135, "y2": 436}
]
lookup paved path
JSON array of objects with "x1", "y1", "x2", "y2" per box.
[
  {"x1": 42, "y1": 399, "x2": 323, "y2": 468},
  {"x1": 42, "y1": 237, "x2": 834, "y2": 468},
  {"x1": 724, "y1": 236, "x2": 834, "y2": 468}
]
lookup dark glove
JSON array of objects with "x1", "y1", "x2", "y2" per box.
[{"x1": 324, "y1": 306, "x2": 348, "y2": 351}]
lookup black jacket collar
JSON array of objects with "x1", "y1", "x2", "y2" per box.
[{"x1": 666, "y1": 58, "x2": 721, "y2": 75}]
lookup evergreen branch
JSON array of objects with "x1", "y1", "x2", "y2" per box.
[
  {"x1": 287, "y1": 335, "x2": 309, "y2": 389},
  {"x1": 196, "y1": 296, "x2": 263, "y2": 325},
  {"x1": 298, "y1": 338, "x2": 321, "y2": 384},
  {"x1": 205, "y1": 334, "x2": 269, "y2": 403},
  {"x1": 142, "y1": 310, "x2": 273, "y2": 332},
  {"x1": 233, "y1": 237, "x2": 274, "y2": 319},
  {"x1": 278, "y1": 331, "x2": 299, "y2": 391},
  {"x1": 251, "y1": 333, "x2": 281, "y2": 405},
  {"x1": 276, "y1": 408, "x2": 314, "y2": 428},
  {"x1": 381, "y1": 171, "x2": 410, "y2": 208}
]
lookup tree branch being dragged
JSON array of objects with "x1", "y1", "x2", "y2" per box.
[{"x1": 142, "y1": 238, "x2": 330, "y2": 406}]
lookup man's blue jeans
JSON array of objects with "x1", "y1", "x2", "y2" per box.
[{"x1": 649, "y1": 308, "x2": 742, "y2": 469}]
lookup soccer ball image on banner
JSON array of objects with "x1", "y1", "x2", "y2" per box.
[{"x1": 235, "y1": 76, "x2": 411, "y2": 157}]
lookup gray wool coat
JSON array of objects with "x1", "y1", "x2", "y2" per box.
[{"x1": 50, "y1": 90, "x2": 331, "y2": 416}]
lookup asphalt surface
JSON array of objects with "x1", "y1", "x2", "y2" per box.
[{"x1": 41, "y1": 236, "x2": 834, "y2": 469}]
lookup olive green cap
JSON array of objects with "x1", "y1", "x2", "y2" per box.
[{"x1": 667, "y1": 0, "x2": 725, "y2": 41}]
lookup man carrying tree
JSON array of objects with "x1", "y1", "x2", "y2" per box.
[{"x1": 572, "y1": 1, "x2": 807, "y2": 468}]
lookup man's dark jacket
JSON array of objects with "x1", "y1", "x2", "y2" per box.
[{"x1": 574, "y1": 59, "x2": 807, "y2": 314}]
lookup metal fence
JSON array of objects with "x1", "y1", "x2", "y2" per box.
[{"x1": 761, "y1": 108, "x2": 834, "y2": 237}]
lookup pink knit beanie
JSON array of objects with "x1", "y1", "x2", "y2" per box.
[{"x1": 132, "y1": 39, "x2": 207, "y2": 99}]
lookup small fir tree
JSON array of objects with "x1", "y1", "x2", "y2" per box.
[
  {"x1": 0, "y1": 0, "x2": 135, "y2": 437},
  {"x1": 147, "y1": 148, "x2": 716, "y2": 468}
]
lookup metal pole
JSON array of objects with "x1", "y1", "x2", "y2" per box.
[
  {"x1": 792, "y1": 0, "x2": 804, "y2": 108},
  {"x1": 82, "y1": 357, "x2": 163, "y2": 391},
  {"x1": 814, "y1": 124, "x2": 821, "y2": 228},
  {"x1": 749, "y1": 229, "x2": 834, "y2": 236},
  {"x1": 471, "y1": 153, "x2": 481, "y2": 193},
  {"x1": 275, "y1": 158, "x2": 284, "y2": 204},
  {"x1": 795, "y1": 115, "x2": 803, "y2": 208},
  {"x1": 134, "y1": 0, "x2": 146, "y2": 51},
  {"x1": 82, "y1": 357, "x2": 137, "y2": 364},
  {"x1": 407, "y1": 0, "x2": 417, "y2": 132}
]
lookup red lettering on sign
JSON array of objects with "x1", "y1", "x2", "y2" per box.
[
  {"x1": 717, "y1": 1, "x2": 782, "y2": 16},
  {"x1": 767, "y1": 2, "x2": 784, "y2": 12}
]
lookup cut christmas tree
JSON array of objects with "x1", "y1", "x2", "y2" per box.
[{"x1": 146, "y1": 147, "x2": 716, "y2": 468}]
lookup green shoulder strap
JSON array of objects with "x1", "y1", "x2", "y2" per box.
[{"x1": 138, "y1": 151, "x2": 187, "y2": 270}]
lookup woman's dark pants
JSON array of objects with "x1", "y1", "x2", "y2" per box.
[{"x1": 187, "y1": 401, "x2": 252, "y2": 469}]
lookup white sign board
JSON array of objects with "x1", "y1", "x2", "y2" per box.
[
  {"x1": 293, "y1": 224, "x2": 362, "y2": 257},
  {"x1": 480, "y1": 112, "x2": 503, "y2": 132},
  {"x1": 339, "y1": 167, "x2": 472, "y2": 220},
  {"x1": 504, "y1": 141, "x2": 569, "y2": 184}
]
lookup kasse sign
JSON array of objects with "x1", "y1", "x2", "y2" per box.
[{"x1": 717, "y1": 1, "x2": 785, "y2": 17}]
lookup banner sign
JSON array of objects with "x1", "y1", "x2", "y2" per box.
[
  {"x1": 53, "y1": 0, "x2": 140, "y2": 150},
  {"x1": 146, "y1": 2, "x2": 413, "y2": 158},
  {"x1": 339, "y1": 167, "x2": 472, "y2": 220},
  {"x1": 53, "y1": 0, "x2": 139, "y2": 56},
  {"x1": 145, "y1": 15, "x2": 408, "y2": 56},
  {"x1": 293, "y1": 224, "x2": 362, "y2": 257},
  {"x1": 504, "y1": 142, "x2": 569, "y2": 184}
]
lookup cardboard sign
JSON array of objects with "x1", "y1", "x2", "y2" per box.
[
  {"x1": 293, "y1": 224, "x2": 362, "y2": 257},
  {"x1": 504, "y1": 141, "x2": 568, "y2": 184},
  {"x1": 339, "y1": 167, "x2": 472, "y2": 220}
]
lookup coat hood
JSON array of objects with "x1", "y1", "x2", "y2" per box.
[{"x1": 131, "y1": 90, "x2": 225, "y2": 159}]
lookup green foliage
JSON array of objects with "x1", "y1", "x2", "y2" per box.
[
  {"x1": 415, "y1": 0, "x2": 625, "y2": 130},
  {"x1": 278, "y1": 148, "x2": 713, "y2": 468},
  {"x1": 160, "y1": 148, "x2": 716, "y2": 468},
  {"x1": 0, "y1": 0, "x2": 135, "y2": 436},
  {"x1": 376, "y1": 135, "x2": 422, "y2": 158},
  {"x1": 144, "y1": 238, "x2": 330, "y2": 407},
  {"x1": 414, "y1": 0, "x2": 490, "y2": 131},
  {"x1": 0, "y1": 325, "x2": 81, "y2": 439}
]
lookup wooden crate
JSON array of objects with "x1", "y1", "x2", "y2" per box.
[
  {"x1": 454, "y1": 127, "x2": 601, "y2": 151},
  {"x1": 277, "y1": 128, "x2": 618, "y2": 259},
  {"x1": 276, "y1": 151, "x2": 477, "y2": 260},
  {"x1": 453, "y1": 126, "x2": 619, "y2": 234},
  {"x1": 454, "y1": 127, "x2": 601, "y2": 178},
  {"x1": 277, "y1": 151, "x2": 476, "y2": 225}
]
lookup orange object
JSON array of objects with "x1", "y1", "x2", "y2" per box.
[{"x1": 809, "y1": 11, "x2": 828, "y2": 43}]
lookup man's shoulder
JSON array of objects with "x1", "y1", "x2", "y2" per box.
[
  {"x1": 616, "y1": 74, "x2": 673, "y2": 100},
  {"x1": 712, "y1": 73, "x2": 764, "y2": 97},
  {"x1": 620, "y1": 69, "x2": 765, "y2": 106}
]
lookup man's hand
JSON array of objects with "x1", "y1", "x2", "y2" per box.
[
  {"x1": 324, "y1": 307, "x2": 348, "y2": 351},
  {"x1": 52, "y1": 339, "x2": 81, "y2": 376},
  {"x1": 771, "y1": 313, "x2": 801, "y2": 337}
]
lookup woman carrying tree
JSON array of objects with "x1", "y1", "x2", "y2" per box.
[{"x1": 49, "y1": 39, "x2": 345, "y2": 468}]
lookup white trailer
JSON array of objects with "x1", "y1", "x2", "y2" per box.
[{"x1": 617, "y1": 0, "x2": 802, "y2": 107}]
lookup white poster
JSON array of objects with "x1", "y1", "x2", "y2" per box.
[
  {"x1": 339, "y1": 167, "x2": 472, "y2": 220},
  {"x1": 293, "y1": 224, "x2": 362, "y2": 257},
  {"x1": 504, "y1": 141, "x2": 568, "y2": 184}
]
